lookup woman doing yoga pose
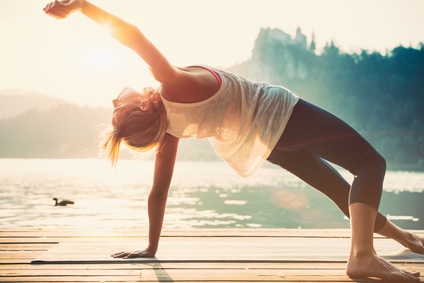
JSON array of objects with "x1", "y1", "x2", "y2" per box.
[{"x1": 43, "y1": 1, "x2": 423, "y2": 281}]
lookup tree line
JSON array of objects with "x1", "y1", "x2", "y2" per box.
[
  {"x1": 0, "y1": 101, "x2": 218, "y2": 161},
  {"x1": 0, "y1": 103, "x2": 111, "y2": 158},
  {"x1": 230, "y1": 28, "x2": 424, "y2": 171}
]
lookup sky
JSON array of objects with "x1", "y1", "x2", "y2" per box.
[{"x1": 1, "y1": 0, "x2": 423, "y2": 107}]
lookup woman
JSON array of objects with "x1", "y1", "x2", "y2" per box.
[{"x1": 43, "y1": 1, "x2": 423, "y2": 281}]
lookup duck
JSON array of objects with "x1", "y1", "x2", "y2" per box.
[{"x1": 53, "y1": 198, "x2": 74, "y2": 206}]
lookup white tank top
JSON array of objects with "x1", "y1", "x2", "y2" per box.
[{"x1": 161, "y1": 66, "x2": 299, "y2": 177}]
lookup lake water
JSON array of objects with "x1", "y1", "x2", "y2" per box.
[{"x1": 1, "y1": 158, "x2": 423, "y2": 230}]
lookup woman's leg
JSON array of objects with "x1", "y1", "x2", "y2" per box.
[
  {"x1": 377, "y1": 219, "x2": 424, "y2": 254},
  {"x1": 270, "y1": 99, "x2": 421, "y2": 281},
  {"x1": 267, "y1": 148, "x2": 388, "y2": 231},
  {"x1": 267, "y1": 146, "x2": 424, "y2": 253},
  {"x1": 275, "y1": 99, "x2": 386, "y2": 210},
  {"x1": 348, "y1": 203, "x2": 420, "y2": 281}
]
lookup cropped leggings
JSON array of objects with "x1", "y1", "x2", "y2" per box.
[{"x1": 267, "y1": 99, "x2": 388, "y2": 232}]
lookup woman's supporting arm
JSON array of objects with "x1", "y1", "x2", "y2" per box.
[
  {"x1": 111, "y1": 134, "x2": 179, "y2": 259},
  {"x1": 146, "y1": 134, "x2": 179, "y2": 254}
]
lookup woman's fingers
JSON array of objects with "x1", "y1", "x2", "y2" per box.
[
  {"x1": 43, "y1": 0, "x2": 72, "y2": 19},
  {"x1": 43, "y1": 2, "x2": 55, "y2": 13},
  {"x1": 111, "y1": 251, "x2": 129, "y2": 258},
  {"x1": 111, "y1": 250, "x2": 153, "y2": 259},
  {"x1": 124, "y1": 251, "x2": 146, "y2": 259},
  {"x1": 123, "y1": 252, "x2": 137, "y2": 259}
]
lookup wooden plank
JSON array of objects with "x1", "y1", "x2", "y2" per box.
[
  {"x1": 0, "y1": 251, "x2": 43, "y2": 259},
  {"x1": 1, "y1": 228, "x2": 422, "y2": 243},
  {"x1": 3, "y1": 262, "x2": 421, "y2": 272},
  {"x1": 0, "y1": 244, "x2": 52, "y2": 251},
  {"x1": 0, "y1": 228, "x2": 363, "y2": 238},
  {"x1": 1, "y1": 269, "x2": 422, "y2": 283},
  {"x1": 0, "y1": 238, "x2": 61, "y2": 244},
  {"x1": 1, "y1": 262, "x2": 422, "y2": 282},
  {"x1": 1, "y1": 229, "x2": 423, "y2": 283},
  {"x1": 32, "y1": 237, "x2": 424, "y2": 264},
  {"x1": 0, "y1": 262, "x2": 349, "y2": 271},
  {"x1": 32, "y1": 237, "x2": 352, "y2": 263},
  {"x1": 0, "y1": 272, "x2": 392, "y2": 283},
  {"x1": 1, "y1": 228, "x2": 422, "y2": 242}
]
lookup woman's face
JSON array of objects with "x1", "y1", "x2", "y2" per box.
[
  {"x1": 112, "y1": 87, "x2": 144, "y2": 109},
  {"x1": 111, "y1": 87, "x2": 147, "y2": 126}
]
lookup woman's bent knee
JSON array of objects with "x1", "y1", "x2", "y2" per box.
[{"x1": 349, "y1": 152, "x2": 386, "y2": 209}]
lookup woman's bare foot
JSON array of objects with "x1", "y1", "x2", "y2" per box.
[
  {"x1": 399, "y1": 232, "x2": 424, "y2": 254},
  {"x1": 377, "y1": 220, "x2": 424, "y2": 254},
  {"x1": 346, "y1": 252, "x2": 421, "y2": 282}
]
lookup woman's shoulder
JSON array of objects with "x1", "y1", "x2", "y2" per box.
[{"x1": 159, "y1": 65, "x2": 223, "y2": 103}]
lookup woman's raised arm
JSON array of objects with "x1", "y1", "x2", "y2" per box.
[{"x1": 44, "y1": 0, "x2": 177, "y2": 85}]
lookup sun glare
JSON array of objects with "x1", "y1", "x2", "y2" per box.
[{"x1": 76, "y1": 46, "x2": 119, "y2": 70}]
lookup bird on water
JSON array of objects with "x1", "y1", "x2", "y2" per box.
[{"x1": 53, "y1": 198, "x2": 74, "y2": 206}]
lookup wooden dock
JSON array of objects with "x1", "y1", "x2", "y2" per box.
[{"x1": 1, "y1": 228, "x2": 423, "y2": 282}]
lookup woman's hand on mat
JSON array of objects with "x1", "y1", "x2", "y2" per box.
[
  {"x1": 43, "y1": 0, "x2": 83, "y2": 19},
  {"x1": 111, "y1": 248, "x2": 155, "y2": 259}
]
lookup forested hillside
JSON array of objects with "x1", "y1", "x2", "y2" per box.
[
  {"x1": 229, "y1": 28, "x2": 424, "y2": 171},
  {"x1": 0, "y1": 90, "x2": 64, "y2": 120},
  {"x1": 0, "y1": 101, "x2": 217, "y2": 161},
  {"x1": 0, "y1": 103, "x2": 111, "y2": 158}
]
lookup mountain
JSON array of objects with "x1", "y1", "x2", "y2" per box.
[
  {"x1": 0, "y1": 89, "x2": 65, "y2": 120},
  {"x1": 229, "y1": 27, "x2": 424, "y2": 171}
]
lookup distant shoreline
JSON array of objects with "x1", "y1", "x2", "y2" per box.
[{"x1": 0, "y1": 156, "x2": 423, "y2": 173}]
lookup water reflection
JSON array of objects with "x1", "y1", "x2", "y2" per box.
[
  {"x1": 167, "y1": 184, "x2": 423, "y2": 230},
  {"x1": 0, "y1": 159, "x2": 423, "y2": 230}
]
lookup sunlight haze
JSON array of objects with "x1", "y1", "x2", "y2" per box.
[{"x1": 1, "y1": 0, "x2": 423, "y2": 106}]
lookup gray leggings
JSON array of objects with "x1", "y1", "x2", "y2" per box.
[{"x1": 267, "y1": 99, "x2": 387, "y2": 232}]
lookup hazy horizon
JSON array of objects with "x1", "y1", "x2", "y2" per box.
[{"x1": 2, "y1": 0, "x2": 424, "y2": 107}]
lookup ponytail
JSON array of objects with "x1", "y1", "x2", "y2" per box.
[{"x1": 100, "y1": 87, "x2": 167, "y2": 166}]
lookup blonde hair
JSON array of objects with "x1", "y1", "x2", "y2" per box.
[{"x1": 101, "y1": 87, "x2": 167, "y2": 166}]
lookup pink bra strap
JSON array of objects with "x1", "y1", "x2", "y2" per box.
[{"x1": 188, "y1": 65, "x2": 222, "y2": 86}]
